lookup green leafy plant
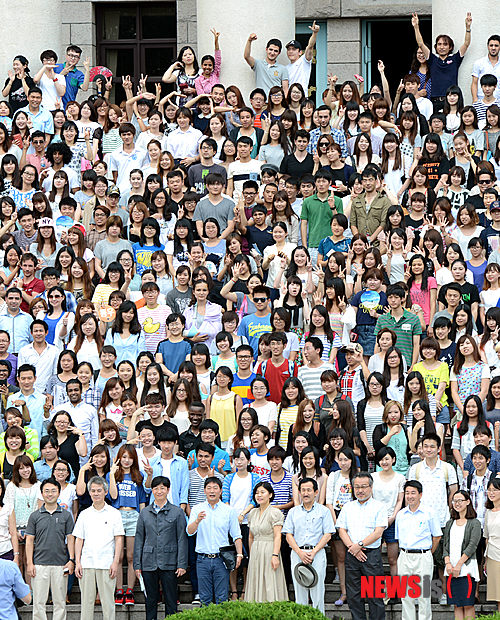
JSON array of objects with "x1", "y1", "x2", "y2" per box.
[{"x1": 171, "y1": 601, "x2": 327, "y2": 620}]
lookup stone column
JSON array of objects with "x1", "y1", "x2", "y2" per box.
[
  {"x1": 431, "y1": 0, "x2": 490, "y2": 104},
  {"x1": 196, "y1": 0, "x2": 295, "y2": 101},
  {"x1": 0, "y1": 0, "x2": 62, "y2": 81}
]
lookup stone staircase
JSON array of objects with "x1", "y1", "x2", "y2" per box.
[{"x1": 20, "y1": 437, "x2": 490, "y2": 619}]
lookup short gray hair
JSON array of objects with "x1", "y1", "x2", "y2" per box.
[
  {"x1": 352, "y1": 472, "x2": 373, "y2": 487},
  {"x1": 88, "y1": 475, "x2": 108, "y2": 494}
]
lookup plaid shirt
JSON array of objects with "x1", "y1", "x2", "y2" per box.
[
  {"x1": 339, "y1": 366, "x2": 365, "y2": 413},
  {"x1": 307, "y1": 127, "x2": 348, "y2": 158},
  {"x1": 58, "y1": 384, "x2": 102, "y2": 410},
  {"x1": 461, "y1": 468, "x2": 491, "y2": 526},
  {"x1": 86, "y1": 229, "x2": 107, "y2": 253}
]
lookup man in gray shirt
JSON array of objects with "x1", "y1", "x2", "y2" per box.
[
  {"x1": 244, "y1": 34, "x2": 289, "y2": 95},
  {"x1": 94, "y1": 215, "x2": 133, "y2": 278},
  {"x1": 26, "y1": 477, "x2": 75, "y2": 618},
  {"x1": 193, "y1": 172, "x2": 235, "y2": 240},
  {"x1": 187, "y1": 138, "x2": 227, "y2": 196}
]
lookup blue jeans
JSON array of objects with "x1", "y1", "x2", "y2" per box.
[
  {"x1": 436, "y1": 405, "x2": 450, "y2": 424},
  {"x1": 197, "y1": 554, "x2": 229, "y2": 606}
]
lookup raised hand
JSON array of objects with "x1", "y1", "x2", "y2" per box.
[
  {"x1": 122, "y1": 75, "x2": 133, "y2": 90},
  {"x1": 309, "y1": 21, "x2": 320, "y2": 33},
  {"x1": 142, "y1": 459, "x2": 153, "y2": 476},
  {"x1": 210, "y1": 27, "x2": 221, "y2": 42},
  {"x1": 248, "y1": 33, "x2": 258, "y2": 42},
  {"x1": 105, "y1": 76, "x2": 113, "y2": 91},
  {"x1": 110, "y1": 458, "x2": 120, "y2": 476},
  {"x1": 411, "y1": 12, "x2": 419, "y2": 28},
  {"x1": 377, "y1": 60, "x2": 385, "y2": 73},
  {"x1": 83, "y1": 57, "x2": 91, "y2": 72},
  {"x1": 465, "y1": 12, "x2": 472, "y2": 29}
]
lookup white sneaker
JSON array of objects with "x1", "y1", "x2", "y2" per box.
[
  {"x1": 192, "y1": 594, "x2": 201, "y2": 606},
  {"x1": 439, "y1": 593, "x2": 448, "y2": 606}
]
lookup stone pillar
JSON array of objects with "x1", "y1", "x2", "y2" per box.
[
  {"x1": 431, "y1": 0, "x2": 490, "y2": 104},
  {"x1": 0, "y1": 0, "x2": 63, "y2": 80},
  {"x1": 196, "y1": 0, "x2": 295, "y2": 101}
]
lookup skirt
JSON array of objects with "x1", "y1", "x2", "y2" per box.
[
  {"x1": 487, "y1": 556, "x2": 500, "y2": 601},
  {"x1": 355, "y1": 324, "x2": 376, "y2": 356},
  {"x1": 447, "y1": 575, "x2": 476, "y2": 606}
]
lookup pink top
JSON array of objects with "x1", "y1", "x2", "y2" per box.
[
  {"x1": 410, "y1": 276, "x2": 437, "y2": 326},
  {"x1": 195, "y1": 50, "x2": 222, "y2": 95}
]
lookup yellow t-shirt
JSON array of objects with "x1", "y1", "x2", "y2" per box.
[{"x1": 413, "y1": 361, "x2": 449, "y2": 406}]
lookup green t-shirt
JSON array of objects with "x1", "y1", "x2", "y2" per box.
[{"x1": 300, "y1": 193, "x2": 343, "y2": 248}]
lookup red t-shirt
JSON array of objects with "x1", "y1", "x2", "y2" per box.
[
  {"x1": 21, "y1": 278, "x2": 45, "y2": 313},
  {"x1": 257, "y1": 358, "x2": 297, "y2": 404}
]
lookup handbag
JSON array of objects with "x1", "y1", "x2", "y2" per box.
[{"x1": 219, "y1": 545, "x2": 237, "y2": 571}]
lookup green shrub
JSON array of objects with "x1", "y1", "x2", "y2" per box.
[
  {"x1": 477, "y1": 614, "x2": 500, "y2": 620},
  {"x1": 171, "y1": 601, "x2": 326, "y2": 620}
]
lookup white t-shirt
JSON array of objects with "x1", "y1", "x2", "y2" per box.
[
  {"x1": 39, "y1": 72, "x2": 67, "y2": 111},
  {"x1": 227, "y1": 160, "x2": 263, "y2": 200},
  {"x1": 371, "y1": 472, "x2": 405, "y2": 517},
  {"x1": 287, "y1": 55, "x2": 312, "y2": 93},
  {"x1": 228, "y1": 473, "x2": 253, "y2": 524},
  {"x1": 161, "y1": 457, "x2": 173, "y2": 481},
  {"x1": 253, "y1": 401, "x2": 278, "y2": 428},
  {"x1": 250, "y1": 452, "x2": 271, "y2": 477}
]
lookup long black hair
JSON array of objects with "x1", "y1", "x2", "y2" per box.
[
  {"x1": 411, "y1": 399, "x2": 436, "y2": 435},
  {"x1": 102, "y1": 262, "x2": 125, "y2": 288},
  {"x1": 382, "y1": 346, "x2": 406, "y2": 388},
  {"x1": 450, "y1": 303, "x2": 474, "y2": 341},
  {"x1": 139, "y1": 217, "x2": 161, "y2": 247},
  {"x1": 298, "y1": 446, "x2": 322, "y2": 480},
  {"x1": 291, "y1": 430, "x2": 313, "y2": 474},
  {"x1": 407, "y1": 254, "x2": 431, "y2": 292},
  {"x1": 173, "y1": 218, "x2": 193, "y2": 255},
  {"x1": 140, "y1": 362, "x2": 168, "y2": 406},
  {"x1": 323, "y1": 427, "x2": 349, "y2": 474},
  {"x1": 111, "y1": 300, "x2": 142, "y2": 335},
  {"x1": 458, "y1": 395, "x2": 486, "y2": 437},
  {"x1": 421, "y1": 133, "x2": 447, "y2": 163},
  {"x1": 363, "y1": 371, "x2": 388, "y2": 403}
]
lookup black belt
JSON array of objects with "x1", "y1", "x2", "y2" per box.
[
  {"x1": 431, "y1": 96, "x2": 446, "y2": 102},
  {"x1": 299, "y1": 545, "x2": 315, "y2": 550},
  {"x1": 401, "y1": 548, "x2": 431, "y2": 554},
  {"x1": 198, "y1": 553, "x2": 220, "y2": 558}
]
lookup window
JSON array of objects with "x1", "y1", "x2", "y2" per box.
[{"x1": 96, "y1": 3, "x2": 176, "y2": 103}]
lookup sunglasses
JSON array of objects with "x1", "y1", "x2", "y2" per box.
[{"x1": 253, "y1": 297, "x2": 268, "y2": 303}]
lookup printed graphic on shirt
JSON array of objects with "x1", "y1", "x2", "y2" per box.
[{"x1": 358, "y1": 290, "x2": 383, "y2": 314}]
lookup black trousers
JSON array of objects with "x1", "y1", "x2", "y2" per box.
[
  {"x1": 142, "y1": 569, "x2": 177, "y2": 619},
  {"x1": 345, "y1": 548, "x2": 385, "y2": 620}
]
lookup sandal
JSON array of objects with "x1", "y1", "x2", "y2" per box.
[
  {"x1": 335, "y1": 594, "x2": 346, "y2": 606},
  {"x1": 240, "y1": 590, "x2": 245, "y2": 601},
  {"x1": 230, "y1": 591, "x2": 238, "y2": 601}
]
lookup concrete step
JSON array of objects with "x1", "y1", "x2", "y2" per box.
[{"x1": 17, "y1": 602, "x2": 499, "y2": 620}]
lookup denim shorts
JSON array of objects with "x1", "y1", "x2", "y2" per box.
[
  {"x1": 436, "y1": 405, "x2": 450, "y2": 424},
  {"x1": 355, "y1": 325, "x2": 376, "y2": 356},
  {"x1": 120, "y1": 509, "x2": 139, "y2": 536},
  {"x1": 381, "y1": 521, "x2": 397, "y2": 544}
]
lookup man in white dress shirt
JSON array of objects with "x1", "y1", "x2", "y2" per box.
[
  {"x1": 337, "y1": 472, "x2": 388, "y2": 620},
  {"x1": 73, "y1": 476, "x2": 124, "y2": 620},
  {"x1": 396, "y1": 480, "x2": 442, "y2": 620},
  {"x1": 17, "y1": 321, "x2": 58, "y2": 393}
]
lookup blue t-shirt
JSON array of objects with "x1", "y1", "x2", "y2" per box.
[
  {"x1": 238, "y1": 313, "x2": 272, "y2": 357},
  {"x1": 55, "y1": 64, "x2": 85, "y2": 108},
  {"x1": 466, "y1": 260, "x2": 487, "y2": 293},
  {"x1": 106, "y1": 472, "x2": 148, "y2": 512},
  {"x1": 132, "y1": 242, "x2": 165, "y2": 275},
  {"x1": 187, "y1": 445, "x2": 231, "y2": 472},
  {"x1": 317, "y1": 236, "x2": 351, "y2": 258},
  {"x1": 231, "y1": 372, "x2": 257, "y2": 406},
  {"x1": 156, "y1": 339, "x2": 192, "y2": 374},
  {"x1": 427, "y1": 52, "x2": 463, "y2": 98},
  {"x1": 351, "y1": 290, "x2": 389, "y2": 326}
]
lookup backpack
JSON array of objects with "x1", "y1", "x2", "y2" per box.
[
  {"x1": 259, "y1": 359, "x2": 296, "y2": 378},
  {"x1": 318, "y1": 394, "x2": 348, "y2": 409},
  {"x1": 415, "y1": 460, "x2": 452, "y2": 489}
]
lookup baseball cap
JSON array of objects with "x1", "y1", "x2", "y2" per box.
[
  {"x1": 490, "y1": 201, "x2": 500, "y2": 211},
  {"x1": 286, "y1": 40, "x2": 302, "y2": 50},
  {"x1": 107, "y1": 184, "x2": 121, "y2": 197},
  {"x1": 38, "y1": 217, "x2": 55, "y2": 229},
  {"x1": 341, "y1": 343, "x2": 364, "y2": 355},
  {"x1": 261, "y1": 164, "x2": 279, "y2": 176}
]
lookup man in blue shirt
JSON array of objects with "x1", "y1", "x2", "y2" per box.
[
  {"x1": 0, "y1": 559, "x2": 31, "y2": 619},
  {"x1": 238, "y1": 285, "x2": 272, "y2": 358},
  {"x1": 55, "y1": 45, "x2": 91, "y2": 109},
  {"x1": 187, "y1": 420, "x2": 231, "y2": 473},
  {"x1": 145, "y1": 428, "x2": 189, "y2": 511},
  {"x1": 187, "y1": 476, "x2": 243, "y2": 605},
  {"x1": 19, "y1": 87, "x2": 54, "y2": 138},
  {"x1": 283, "y1": 477, "x2": 335, "y2": 614},
  {"x1": 0, "y1": 289, "x2": 32, "y2": 354}
]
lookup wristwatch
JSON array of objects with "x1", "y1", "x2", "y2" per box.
[
  {"x1": 236, "y1": 554, "x2": 244, "y2": 558},
  {"x1": 358, "y1": 541, "x2": 364, "y2": 547},
  {"x1": 69, "y1": 558, "x2": 76, "y2": 564}
]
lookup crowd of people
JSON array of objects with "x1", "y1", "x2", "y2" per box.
[{"x1": 4, "y1": 11, "x2": 500, "y2": 620}]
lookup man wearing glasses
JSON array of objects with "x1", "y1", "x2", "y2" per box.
[
  {"x1": 337, "y1": 472, "x2": 388, "y2": 620},
  {"x1": 395, "y1": 480, "x2": 442, "y2": 618},
  {"x1": 26, "y1": 478, "x2": 74, "y2": 618},
  {"x1": 22, "y1": 131, "x2": 49, "y2": 173},
  {"x1": 55, "y1": 46, "x2": 91, "y2": 109},
  {"x1": 231, "y1": 345, "x2": 257, "y2": 405}
]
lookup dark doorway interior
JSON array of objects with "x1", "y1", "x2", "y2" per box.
[{"x1": 369, "y1": 18, "x2": 432, "y2": 100}]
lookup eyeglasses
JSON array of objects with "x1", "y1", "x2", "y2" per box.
[
  {"x1": 32, "y1": 140, "x2": 44, "y2": 145},
  {"x1": 49, "y1": 295, "x2": 63, "y2": 300},
  {"x1": 253, "y1": 298, "x2": 268, "y2": 303},
  {"x1": 243, "y1": 191, "x2": 256, "y2": 196},
  {"x1": 237, "y1": 355, "x2": 252, "y2": 360},
  {"x1": 23, "y1": 171, "x2": 35, "y2": 177},
  {"x1": 271, "y1": 93, "x2": 283, "y2": 98},
  {"x1": 452, "y1": 499, "x2": 465, "y2": 504},
  {"x1": 67, "y1": 53, "x2": 80, "y2": 59}
]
